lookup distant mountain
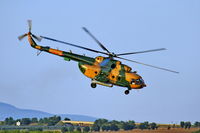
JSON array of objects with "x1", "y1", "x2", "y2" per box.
[{"x1": 0, "y1": 102, "x2": 97, "y2": 122}]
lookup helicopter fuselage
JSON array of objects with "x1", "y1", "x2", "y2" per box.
[{"x1": 78, "y1": 56, "x2": 146, "y2": 89}]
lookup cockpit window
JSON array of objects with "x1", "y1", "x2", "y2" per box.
[
  {"x1": 131, "y1": 79, "x2": 135, "y2": 84},
  {"x1": 131, "y1": 78, "x2": 144, "y2": 85},
  {"x1": 140, "y1": 78, "x2": 144, "y2": 83}
]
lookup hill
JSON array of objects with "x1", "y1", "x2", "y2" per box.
[{"x1": 0, "y1": 102, "x2": 97, "y2": 122}]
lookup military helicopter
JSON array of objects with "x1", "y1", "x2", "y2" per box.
[{"x1": 18, "y1": 20, "x2": 178, "y2": 95}]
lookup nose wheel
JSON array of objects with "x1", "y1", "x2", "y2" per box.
[
  {"x1": 124, "y1": 90, "x2": 130, "y2": 95},
  {"x1": 91, "y1": 83, "x2": 97, "y2": 88}
]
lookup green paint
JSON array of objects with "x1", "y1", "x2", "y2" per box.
[
  {"x1": 116, "y1": 64, "x2": 130, "y2": 87},
  {"x1": 78, "y1": 63, "x2": 86, "y2": 74},
  {"x1": 95, "y1": 71, "x2": 109, "y2": 82},
  {"x1": 63, "y1": 52, "x2": 95, "y2": 65},
  {"x1": 64, "y1": 57, "x2": 71, "y2": 61}
]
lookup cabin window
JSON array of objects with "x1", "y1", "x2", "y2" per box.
[
  {"x1": 118, "y1": 76, "x2": 121, "y2": 81},
  {"x1": 100, "y1": 58, "x2": 110, "y2": 66},
  {"x1": 131, "y1": 79, "x2": 135, "y2": 84},
  {"x1": 111, "y1": 64, "x2": 116, "y2": 69}
]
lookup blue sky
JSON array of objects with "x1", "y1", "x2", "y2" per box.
[{"x1": 0, "y1": 0, "x2": 200, "y2": 123}]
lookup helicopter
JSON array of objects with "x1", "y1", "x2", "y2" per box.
[{"x1": 18, "y1": 20, "x2": 179, "y2": 95}]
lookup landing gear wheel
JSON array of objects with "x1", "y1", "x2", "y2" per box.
[
  {"x1": 91, "y1": 83, "x2": 97, "y2": 88},
  {"x1": 124, "y1": 90, "x2": 130, "y2": 95}
]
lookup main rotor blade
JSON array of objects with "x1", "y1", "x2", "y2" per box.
[
  {"x1": 40, "y1": 36, "x2": 109, "y2": 55},
  {"x1": 116, "y1": 56, "x2": 179, "y2": 74},
  {"x1": 82, "y1": 27, "x2": 111, "y2": 54},
  {"x1": 18, "y1": 34, "x2": 27, "y2": 41},
  {"x1": 116, "y1": 48, "x2": 166, "y2": 56},
  {"x1": 28, "y1": 20, "x2": 32, "y2": 32}
]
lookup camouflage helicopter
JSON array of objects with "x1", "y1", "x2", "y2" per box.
[{"x1": 18, "y1": 20, "x2": 178, "y2": 95}]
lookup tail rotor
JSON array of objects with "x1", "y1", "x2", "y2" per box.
[
  {"x1": 18, "y1": 33, "x2": 27, "y2": 41},
  {"x1": 18, "y1": 20, "x2": 42, "y2": 42},
  {"x1": 28, "y1": 20, "x2": 32, "y2": 32}
]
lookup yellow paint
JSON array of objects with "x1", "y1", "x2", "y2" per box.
[
  {"x1": 124, "y1": 65, "x2": 132, "y2": 72},
  {"x1": 49, "y1": 48, "x2": 63, "y2": 56},
  {"x1": 80, "y1": 56, "x2": 104, "y2": 79},
  {"x1": 125, "y1": 72, "x2": 140, "y2": 81},
  {"x1": 27, "y1": 34, "x2": 34, "y2": 46},
  {"x1": 125, "y1": 72, "x2": 142, "y2": 89},
  {"x1": 81, "y1": 64, "x2": 101, "y2": 79},
  {"x1": 35, "y1": 45, "x2": 41, "y2": 50},
  {"x1": 62, "y1": 120, "x2": 94, "y2": 126},
  {"x1": 108, "y1": 61, "x2": 121, "y2": 83},
  {"x1": 95, "y1": 56, "x2": 104, "y2": 64}
]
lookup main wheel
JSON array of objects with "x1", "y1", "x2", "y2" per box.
[
  {"x1": 124, "y1": 90, "x2": 129, "y2": 95},
  {"x1": 91, "y1": 83, "x2": 97, "y2": 88}
]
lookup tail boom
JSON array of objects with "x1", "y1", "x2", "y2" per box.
[{"x1": 27, "y1": 34, "x2": 95, "y2": 64}]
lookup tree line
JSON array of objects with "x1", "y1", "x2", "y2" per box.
[
  {"x1": 91, "y1": 119, "x2": 158, "y2": 131},
  {"x1": 92, "y1": 119, "x2": 200, "y2": 131},
  {"x1": 180, "y1": 121, "x2": 200, "y2": 129},
  {"x1": 1, "y1": 116, "x2": 70, "y2": 126}
]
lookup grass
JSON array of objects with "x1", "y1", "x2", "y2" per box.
[
  {"x1": 97, "y1": 128, "x2": 200, "y2": 133},
  {"x1": 192, "y1": 130, "x2": 200, "y2": 133}
]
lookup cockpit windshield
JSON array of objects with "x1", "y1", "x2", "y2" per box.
[{"x1": 131, "y1": 78, "x2": 144, "y2": 85}]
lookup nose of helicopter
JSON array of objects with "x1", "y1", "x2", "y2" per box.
[
  {"x1": 138, "y1": 81, "x2": 146, "y2": 88},
  {"x1": 142, "y1": 83, "x2": 147, "y2": 87},
  {"x1": 130, "y1": 78, "x2": 146, "y2": 89},
  {"x1": 140, "y1": 78, "x2": 146, "y2": 88}
]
